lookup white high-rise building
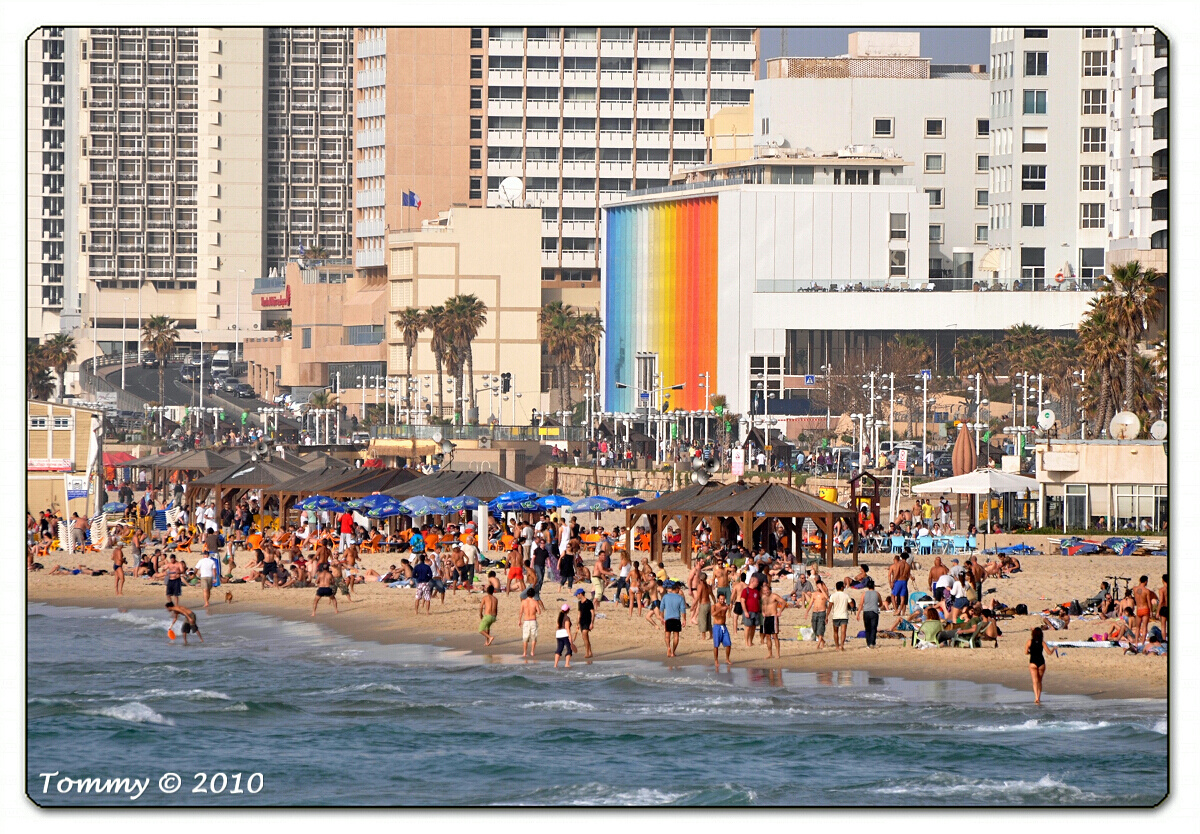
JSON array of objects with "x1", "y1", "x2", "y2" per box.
[
  {"x1": 985, "y1": 27, "x2": 1112, "y2": 289},
  {"x1": 753, "y1": 32, "x2": 991, "y2": 287},
  {"x1": 27, "y1": 28, "x2": 79, "y2": 342},
  {"x1": 1108, "y1": 27, "x2": 1168, "y2": 276},
  {"x1": 46, "y1": 27, "x2": 354, "y2": 356}
]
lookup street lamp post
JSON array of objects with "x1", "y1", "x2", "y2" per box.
[
  {"x1": 121, "y1": 296, "x2": 127, "y2": 391},
  {"x1": 884, "y1": 372, "x2": 895, "y2": 450},
  {"x1": 236, "y1": 269, "x2": 245, "y2": 363}
]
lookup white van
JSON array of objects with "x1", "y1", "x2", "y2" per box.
[{"x1": 211, "y1": 349, "x2": 232, "y2": 376}]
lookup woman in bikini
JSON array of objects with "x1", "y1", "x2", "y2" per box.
[
  {"x1": 626, "y1": 560, "x2": 643, "y2": 618},
  {"x1": 1026, "y1": 626, "x2": 1048, "y2": 705}
]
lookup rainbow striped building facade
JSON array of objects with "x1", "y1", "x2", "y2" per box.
[{"x1": 602, "y1": 196, "x2": 719, "y2": 413}]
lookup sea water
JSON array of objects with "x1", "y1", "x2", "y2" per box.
[{"x1": 26, "y1": 603, "x2": 1167, "y2": 806}]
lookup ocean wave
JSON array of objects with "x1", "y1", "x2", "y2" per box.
[
  {"x1": 83, "y1": 702, "x2": 175, "y2": 726},
  {"x1": 312, "y1": 682, "x2": 406, "y2": 696},
  {"x1": 506, "y1": 782, "x2": 692, "y2": 806},
  {"x1": 1151, "y1": 719, "x2": 1167, "y2": 735},
  {"x1": 105, "y1": 612, "x2": 167, "y2": 630},
  {"x1": 971, "y1": 718, "x2": 1112, "y2": 733},
  {"x1": 869, "y1": 773, "x2": 1103, "y2": 802},
  {"x1": 222, "y1": 703, "x2": 250, "y2": 712},
  {"x1": 521, "y1": 699, "x2": 597, "y2": 712},
  {"x1": 129, "y1": 688, "x2": 232, "y2": 702}
]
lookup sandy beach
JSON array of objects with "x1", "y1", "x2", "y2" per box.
[{"x1": 28, "y1": 538, "x2": 1167, "y2": 702}]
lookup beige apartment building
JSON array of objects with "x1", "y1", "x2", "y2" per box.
[
  {"x1": 32, "y1": 27, "x2": 355, "y2": 353},
  {"x1": 386, "y1": 207, "x2": 542, "y2": 423},
  {"x1": 242, "y1": 259, "x2": 387, "y2": 407},
  {"x1": 353, "y1": 26, "x2": 759, "y2": 299}
]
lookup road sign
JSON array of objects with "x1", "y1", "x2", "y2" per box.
[
  {"x1": 921, "y1": 369, "x2": 932, "y2": 380},
  {"x1": 805, "y1": 375, "x2": 816, "y2": 386},
  {"x1": 731, "y1": 448, "x2": 745, "y2": 477},
  {"x1": 897, "y1": 449, "x2": 909, "y2": 472},
  {"x1": 639, "y1": 392, "x2": 650, "y2": 401}
]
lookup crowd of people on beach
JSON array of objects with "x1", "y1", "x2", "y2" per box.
[{"x1": 29, "y1": 478, "x2": 1168, "y2": 703}]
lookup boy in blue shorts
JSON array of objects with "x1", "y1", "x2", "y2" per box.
[{"x1": 711, "y1": 592, "x2": 733, "y2": 670}]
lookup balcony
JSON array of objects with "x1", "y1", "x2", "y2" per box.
[
  {"x1": 488, "y1": 98, "x2": 522, "y2": 116},
  {"x1": 357, "y1": 36, "x2": 386, "y2": 58},
  {"x1": 525, "y1": 159, "x2": 558, "y2": 176},
  {"x1": 488, "y1": 68, "x2": 522, "y2": 84},
  {"x1": 636, "y1": 70, "x2": 670, "y2": 87},
  {"x1": 599, "y1": 160, "x2": 633, "y2": 177},
  {"x1": 356, "y1": 248, "x2": 385, "y2": 268},
  {"x1": 488, "y1": 37, "x2": 524, "y2": 56},
  {"x1": 562, "y1": 99, "x2": 597, "y2": 117},
  {"x1": 87, "y1": 242, "x2": 113, "y2": 253},
  {"x1": 562, "y1": 250, "x2": 597, "y2": 267},
  {"x1": 487, "y1": 158, "x2": 522, "y2": 177},
  {"x1": 355, "y1": 98, "x2": 385, "y2": 118},
  {"x1": 118, "y1": 192, "x2": 145, "y2": 203},
  {"x1": 355, "y1": 157, "x2": 385, "y2": 178},
  {"x1": 710, "y1": 71, "x2": 755, "y2": 88},
  {"x1": 527, "y1": 69, "x2": 560, "y2": 85},
  {"x1": 710, "y1": 40, "x2": 754, "y2": 57},
  {"x1": 636, "y1": 130, "x2": 669, "y2": 147},
  {"x1": 599, "y1": 39, "x2": 634, "y2": 58},
  {"x1": 356, "y1": 128, "x2": 385, "y2": 147},
  {"x1": 562, "y1": 160, "x2": 596, "y2": 177},
  {"x1": 599, "y1": 70, "x2": 633, "y2": 85},
  {"x1": 562, "y1": 220, "x2": 597, "y2": 236},
  {"x1": 488, "y1": 128, "x2": 522, "y2": 145},
  {"x1": 355, "y1": 188, "x2": 385, "y2": 208},
  {"x1": 599, "y1": 99, "x2": 634, "y2": 117},
  {"x1": 356, "y1": 68, "x2": 385, "y2": 88},
  {"x1": 526, "y1": 98, "x2": 560, "y2": 116},
  {"x1": 356, "y1": 219, "x2": 385, "y2": 237},
  {"x1": 563, "y1": 130, "x2": 596, "y2": 147}
]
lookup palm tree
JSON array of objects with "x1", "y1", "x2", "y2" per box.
[
  {"x1": 1104, "y1": 262, "x2": 1164, "y2": 410},
  {"x1": 27, "y1": 342, "x2": 55, "y2": 400},
  {"x1": 394, "y1": 307, "x2": 424, "y2": 400},
  {"x1": 1077, "y1": 297, "x2": 1122, "y2": 435},
  {"x1": 443, "y1": 294, "x2": 488, "y2": 418},
  {"x1": 272, "y1": 318, "x2": 292, "y2": 337},
  {"x1": 575, "y1": 310, "x2": 605, "y2": 380},
  {"x1": 539, "y1": 301, "x2": 578, "y2": 412},
  {"x1": 309, "y1": 390, "x2": 334, "y2": 408},
  {"x1": 422, "y1": 305, "x2": 449, "y2": 419},
  {"x1": 955, "y1": 333, "x2": 993, "y2": 387},
  {"x1": 141, "y1": 315, "x2": 179, "y2": 408},
  {"x1": 42, "y1": 333, "x2": 77, "y2": 402}
]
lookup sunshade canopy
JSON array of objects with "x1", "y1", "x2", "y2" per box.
[{"x1": 911, "y1": 468, "x2": 1038, "y2": 496}]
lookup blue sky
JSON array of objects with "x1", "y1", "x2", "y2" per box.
[{"x1": 759, "y1": 27, "x2": 990, "y2": 67}]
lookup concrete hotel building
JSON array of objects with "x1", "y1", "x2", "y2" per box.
[
  {"x1": 28, "y1": 27, "x2": 354, "y2": 353},
  {"x1": 352, "y1": 26, "x2": 758, "y2": 294}
]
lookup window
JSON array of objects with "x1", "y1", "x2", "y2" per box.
[
  {"x1": 1151, "y1": 190, "x2": 1167, "y2": 222},
  {"x1": 1021, "y1": 248, "x2": 1045, "y2": 283},
  {"x1": 301, "y1": 328, "x2": 312, "y2": 349},
  {"x1": 1081, "y1": 88, "x2": 1107, "y2": 114},
  {"x1": 975, "y1": 225, "x2": 988, "y2": 243},
  {"x1": 1152, "y1": 148, "x2": 1168, "y2": 180},
  {"x1": 928, "y1": 224, "x2": 943, "y2": 243},
  {"x1": 469, "y1": 177, "x2": 481, "y2": 200},
  {"x1": 541, "y1": 237, "x2": 558, "y2": 254},
  {"x1": 1150, "y1": 229, "x2": 1167, "y2": 249},
  {"x1": 1021, "y1": 165, "x2": 1046, "y2": 190},
  {"x1": 976, "y1": 189, "x2": 989, "y2": 207},
  {"x1": 470, "y1": 28, "x2": 483, "y2": 48},
  {"x1": 1153, "y1": 108, "x2": 1167, "y2": 141},
  {"x1": 1083, "y1": 28, "x2": 1108, "y2": 39},
  {"x1": 1079, "y1": 248, "x2": 1104, "y2": 279},
  {"x1": 1154, "y1": 29, "x2": 1168, "y2": 58},
  {"x1": 1081, "y1": 127, "x2": 1106, "y2": 153},
  {"x1": 470, "y1": 87, "x2": 482, "y2": 109},
  {"x1": 344, "y1": 324, "x2": 384, "y2": 346},
  {"x1": 1022, "y1": 203, "x2": 1046, "y2": 226},
  {"x1": 1079, "y1": 203, "x2": 1104, "y2": 228},
  {"x1": 1153, "y1": 67, "x2": 1167, "y2": 99},
  {"x1": 1080, "y1": 165, "x2": 1105, "y2": 190},
  {"x1": 1023, "y1": 28, "x2": 1048, "y2": 38},
  {"x1": 1082, "y1": 50, "x2": 1107, "y2": 76},
  {"x1": 1023, "y1": 90, "x2": 1047, "y2": 114},
  {"x1": 1024, "y1": 51, "x2": 1047, "y2": 76},
  {"x1": 924, "y1": 153, "x2": 944, "y2": 173},
  {"x1": 925, "y1": 118, "x2": 944, "y2": 138},
  {"x1": 976, "y1": 154, "x2": 989, "y2": 172},
  {"x1": 889, "y1": 250, "x2": 907, "y2": 277},
  {"x1": 470, "y1": 116, "x2": 482, "y2": 139},
  {"x1": 925, "y1": 188, "x2": 943, "y2": 207},
  {"x1": 873, "y1": 117, "x2": 893, "y2": 138},
  {"x1": 470, "y1": 55, "x2": 482, "y2": 78},
  {"x1": 1022, "y1": 126, "x2": 1048, "y2": 152},
  {"x1": 977, "y1": 118, "x2": 989, "y2": 137},
  {"x1": 889, "y1": 213, "x2": 907, "y2": 240}
]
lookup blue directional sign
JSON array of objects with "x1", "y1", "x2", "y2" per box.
[
  {"x1": 921, "y1": 369, "x2": 932, "y2": 380},
  {"x1": 804, "y1": 375, "x2": 816, "y2": 386},
  {"x1": 639, "y1": 392, "x2": 650, "y2": 401}
]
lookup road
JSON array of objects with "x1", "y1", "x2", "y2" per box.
[{"x1": 109, "y1": 363, "x2": 277, "y2": 423}]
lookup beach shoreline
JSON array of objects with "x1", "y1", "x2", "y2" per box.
[{"x1": 27, "y1": 587, "x2": 1166, "y2": 702}]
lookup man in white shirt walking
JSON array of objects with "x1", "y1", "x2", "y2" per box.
[{"x1": 827, "y1": 581, "x2": 854, "y2": 652}]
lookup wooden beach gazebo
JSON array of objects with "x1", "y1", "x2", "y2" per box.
[{"x1": 623, "y1": 481, "x2": 750, "y2": 568}]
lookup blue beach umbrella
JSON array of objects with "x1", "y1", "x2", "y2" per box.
[
  {"x1": 494, "y1": 497, "x2": 543, "y2": 513},
  {"x1": 365, "y1": 498, "x2": 406, "y2": 519},
  {"x1": 101, "y1": 501, "x2": 127, "y2": 513},
  {"x1": 535, "y1": 494, "x2": 574, "y2": 510},
  {"x1": 347, "y1": 493, "x2": 395, "y2": 511},
  {"x1": 296, "y1": 495, "x2": 346, "y2": 512},
  {"x1": 616, "y1": 496, "x2": 646, "y2": 509},
  {"x1": 494, "y1": 490, "x2": 538, "y2": 504},
  {"x1": 567, "y1": 496, "x2": 620, "y2": 514},
  {"x1": 402, "y1": 496, "x2": 449, "y2": 516},
  {"x1": 440, "y1": 495, "x2": 481, "y2": 512}
]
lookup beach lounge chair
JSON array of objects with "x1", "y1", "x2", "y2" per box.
[
  {"x1": 966, "y1": 535, "x2": 977, "y2": 553},
  {"x1": 950, "y1": 536, "x2": 968, "y2": 554},
  {"x1": 952, "y1": 627, "x2": 983, "y2": 649},
  {"x1": 908, "y1": 591, "x2": 937, "y2": 615},
  {"x1": 911, "y1": 621, "x2": 941, "y2": 649}
]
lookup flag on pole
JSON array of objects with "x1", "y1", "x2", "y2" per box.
[{"x1": 402, "y1": 191, "x2": 422, "y2": 209}]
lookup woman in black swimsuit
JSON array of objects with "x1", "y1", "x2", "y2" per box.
[{"x1": 1026, "y1": 626, "x2": 1047, "y2": 704}]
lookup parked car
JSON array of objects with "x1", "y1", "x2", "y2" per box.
[
  {"x1": 350, "y1": 431, "x2": 371, "y2": 445},
  {"x1": 222, "y1": 376, "x2": 241, "y2": 393},
  {"x1": 235, "y1": 383, "x2": 256, "y2": 398}
]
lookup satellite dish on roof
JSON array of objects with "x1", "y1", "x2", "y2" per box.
[
  {"x1": 1108, "y1": 411, "x2": 1141, "y2": 440},
  {"x1": 1149, "y1": 419, "x2": 1167, "y2": 440},
  {"x1": 498, "y1": 177, "x2": 523, "y2": 207},
  {"x1": 1036, "y1": 409, "x2": 1056, "y2": 431}
]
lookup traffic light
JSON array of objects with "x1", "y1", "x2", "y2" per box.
[{"x1": 500, "y1": 372, "x2": 511, "y2": 393}]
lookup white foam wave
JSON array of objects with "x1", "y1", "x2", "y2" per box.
[
  {"x1": 972, "y1": 718, "x2": 1112, "y2": 733},
  {"x1": 222, "y1": 703, "x2": 250, "y2": 712},
  {"x1": 521, "y1": 699, "x2": 597, "y2": 712},
  {"x1": 518, "y1": 784, "x2": 689, "y2": 806},
  {"x1": 84, "y1": 702, "x2": 175, "y2": 726},
  {"x1": 105, "y1": 612, "x2": 167, "y2": 630},
  {"x1": 130, "y1": 688, "x2": 231, "y2": 702},
  {"x1": 1151, "y1": 719, "x2": 1167, "y2": 735},
  {"x1": 871, "y1": 773, "x2": 1101, "y2": 801},
  {"x1": 314, "y1": 682, "x2": 406, "y2": 696}
]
